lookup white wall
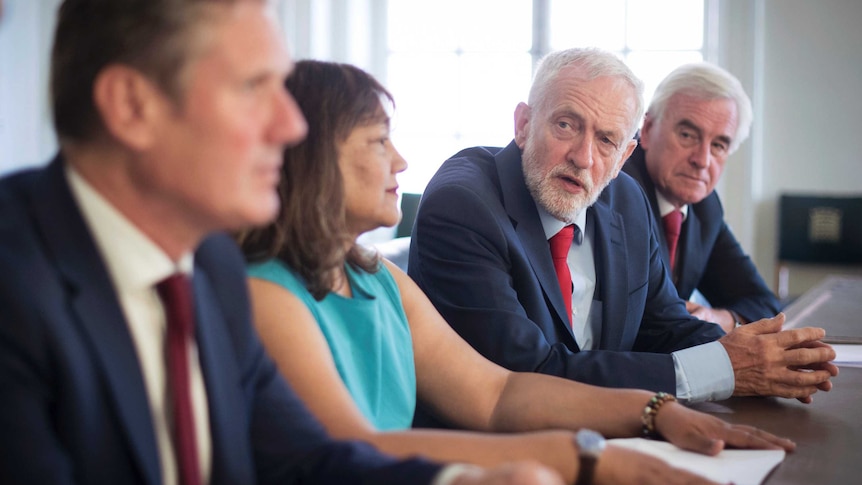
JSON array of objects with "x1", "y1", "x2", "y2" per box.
[
  {"x1": 718, "y1": 0, "x2": 862, "y2": 298},
  {"x1": 0, "y1": 0, "x2": 59, "y2": 174}
]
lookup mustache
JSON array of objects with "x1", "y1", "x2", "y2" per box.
[{"x1": 548, "y1": 166, "x2": 594, "y2": 191}]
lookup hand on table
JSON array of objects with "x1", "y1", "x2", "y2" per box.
[
  {"x1": 718, "y1": 313, "x2": 839, "y2": 402},
  {"x1": 655, "y1": 400, "x2": 796, "y2": 455}
]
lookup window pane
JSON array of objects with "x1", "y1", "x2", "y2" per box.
[
  {"x1": 626, "y1": 0, "x2": 704, "y2": 50},
  {"x1": 388, "y1": 0, "x2": 530, "y2": 53},
  {"x1": 459, "y1": 52, "x2": 533, "y2": 142},
  {"x1": 458, "y1": 0, "x2": 532, "y2": 51},
  {"x1": 387, "y1": 52, "x2": 460, "y2": 138},
  {"x1": 625, "y1": 50, "x2": 704, "y2": 107},
  {"x1": 388, "y1": 0, "x2": 462, "y2": 51},
  {"x1": 388, "y1": 51, "x2": 532, "y2": 194},
  {"x1": 550, "y1": 0, "x2": 626, "y2": 51},
  {"x1": 392, "y1": 132, "x2": 465, "y2": 195}
]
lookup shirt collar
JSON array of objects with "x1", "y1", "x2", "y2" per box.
[
  {"x1": 65, "y1": 165, "x2": 193, "y2": 294},
  {"x1": 654, "y1": 189, "x2": 689, "y2": 221},
  {"x1": 537, "y1": 204, "x2": 588, "y2": 241}
]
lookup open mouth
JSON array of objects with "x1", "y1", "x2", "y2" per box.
[{"x1": 558, "y1": 174, "x2": 585, "y2": 192}]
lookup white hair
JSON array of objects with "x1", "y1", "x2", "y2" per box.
[
  {"x1": 529, "y1": 47, "x2": 645, "y2": 141},
  {"x1": 648, "y1": 62, "x2": 753, "y2": 154}
]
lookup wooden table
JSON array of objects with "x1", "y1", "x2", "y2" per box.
[
  {"x1": 783, "y1": 275, "x2": 862, "y2": 343},
  {"x1": 690, "y1": 366, "x2": 862, "y2": 484}
]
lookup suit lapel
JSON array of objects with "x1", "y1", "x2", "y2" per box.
[
  {"x1": 677, "y1": 209, "x2": 703, "y2": 296},
  {"x1": 627, "y1": 150, "x2": 673, "y2": 267},
  {"x1": 590, "y1": 200, "x2": 630, "y2": 350},
  {"x1": 495, "y1": 142, "x2": 576, "y2": 340},
  {"x1": 192, "y1": 267, "x2": 253, "y2": 485},
  {"x1": 29, "y1": 158, "x2": 161, "y2": 485}
]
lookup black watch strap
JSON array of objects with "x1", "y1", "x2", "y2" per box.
[
  {"x1": 575, "y1": 454, "x2": 597, "y2": 485},
  {"x1": 574, "y1": 429, "x2": 605, "y2": 485}
]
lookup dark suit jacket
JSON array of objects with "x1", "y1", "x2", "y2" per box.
[
  {"x1": 622, "y1": 146, "x2": 781, "y2": 322},
  {"x1": 0, "y1": 156, "x2": 441, "y2": 485},
  {"x1": 408, "y1": 142, "x2": 724, "y2": 405}
]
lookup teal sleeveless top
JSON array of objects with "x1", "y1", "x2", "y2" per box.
[{"x1": 247, "y1": 259, "x2": 416, "y2": 431}]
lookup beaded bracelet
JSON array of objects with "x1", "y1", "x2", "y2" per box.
[{"x1": 641, "y1": 392, "x2": 677, "y2": 439}]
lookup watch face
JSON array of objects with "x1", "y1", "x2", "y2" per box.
[{"x1": 577, "y1": 429, "x2": 607, "y2": 456}]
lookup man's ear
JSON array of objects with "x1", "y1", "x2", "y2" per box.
[
  {"x1": 92, "y1": 65, "x2": 166, "y2": 150},
  {"x1": 610, "y1": 139, "x2": 638, "y2": 180},
  {"x1": 638, "y1": 113, "x2": 654, "y2": 151},
  {"x1": 513, "y1": 102, "x2": 531, "y2": 149}
]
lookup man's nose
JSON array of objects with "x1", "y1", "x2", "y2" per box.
[
  {"x1": 568, "y1": 136, "x2": 594, "y2": 169},
  {"x1": 271, "y1": 89, "x2": 308, "y2": 147},
  {"x1": 689, "y1": 141, "x2": 712, "y2": 169}
]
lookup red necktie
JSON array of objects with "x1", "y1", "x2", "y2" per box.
[
  {"x1": 663, "y1": 210, "x2": 683, "y2": 272},
  {"x1": 549, "y1": 225, "x2": 575, "y2": 325},
  {"x1": 156, "y1": 274, "x2": 202, "y2": 485}
]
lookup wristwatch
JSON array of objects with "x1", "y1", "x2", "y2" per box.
[{"x1": 575, "y1": 428, "x2": 605, "y2": 485}]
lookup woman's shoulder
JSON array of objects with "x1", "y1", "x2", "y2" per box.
[{"x1": 246, "y1": 258, "x2": 308, "y2": 295}]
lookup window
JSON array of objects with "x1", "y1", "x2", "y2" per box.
[{"x1": 385, "y1": 0, "x2": 708, "y2": 194}]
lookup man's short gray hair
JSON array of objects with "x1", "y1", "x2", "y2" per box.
[{"x1": 528, "y1": 47, "x2": 645, "y2": 141}]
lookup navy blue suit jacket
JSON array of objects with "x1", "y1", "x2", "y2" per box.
[
  {"x1": 408, "y1": 142, "x2": 724, "y2": 406},
  {"x1": 622, "y1": 146, "x2": 781, "y2": 322},
  {"x1": 0, "y1": 157, "x2": 441, "y2": 485}
]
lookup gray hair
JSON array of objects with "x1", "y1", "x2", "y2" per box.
[
  {"x1": 528, "y1": 47, "x2": 645, "y2": 141},
  {"x1": 647, "y1": 62, "x2": 753, "y2": 154}
]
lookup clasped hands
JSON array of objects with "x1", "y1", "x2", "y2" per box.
[{"x1": 719, "y1": 312, "x2": 838, "y2": 402}]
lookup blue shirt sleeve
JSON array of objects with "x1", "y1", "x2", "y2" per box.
[{"x1": 672, "y1": 341, "x2": 735, "y2": 402}]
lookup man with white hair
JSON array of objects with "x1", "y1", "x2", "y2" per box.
[
  {"x1": 622, "y1": 62, "x2": 781, "y2": 333},
  {"x1": 409, "y1": 48, "x2": 836, "y2": 416}
]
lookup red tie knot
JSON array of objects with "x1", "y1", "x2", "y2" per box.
[
  {"x1": 157, "y1": 273, "x2": 195, "y2": 338},
  {"x1": 662, "y1": 210, "x2": 683, "y2": 238},
  {"x1": 549, "y1": 225, "x2": 575, "y2": 260}
]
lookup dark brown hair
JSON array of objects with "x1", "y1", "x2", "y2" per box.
[
  {"x1": 51, "y1": 0, "x2": 260, "y2": 143},
  {"x1": 239, "y1": 60, "x2": 394, "y2": 300}
]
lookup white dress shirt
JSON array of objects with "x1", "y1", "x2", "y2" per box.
[
  {"x1": 66, "y1": 167, "x2": 212, "y2": 485},
  {"x1": 537, "y1": 207, "x2": 597, "y2": 349}
]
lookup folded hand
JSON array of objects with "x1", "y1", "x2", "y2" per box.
[{"x1": 719, "y1": 313, "x2": 838, "y2": 401}]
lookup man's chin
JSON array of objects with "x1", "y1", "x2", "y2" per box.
[
  {"x1": 232, "y1": 199, "x2": 281, "y2": 231},
  {"x1": 528, "y1": 181, "x2": 592, "y2": 222},
  {"x1": 544, "y1": 200, "x2": 589, "y2": 223}
]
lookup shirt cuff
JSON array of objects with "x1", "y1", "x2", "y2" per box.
[
  {"x1": 672, "y1": 341, "x2": 735, "y2": 402},
  {"x1": 431, "y1": 464, "x2": 484, "y2": 485}
]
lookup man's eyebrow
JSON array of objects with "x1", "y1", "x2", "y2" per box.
[
  {"x1": 596, "y1": 128, "x2": 624, "y2": 147},
  {"x1": 677, "y1": 118, "x2": 732, "y2": 146},
  {"x1": 553, "y1": 108, "x2": 584, "y2": 123},
  {"x1": 676, "y1": 119, "x2": 703, "y2": 136}
]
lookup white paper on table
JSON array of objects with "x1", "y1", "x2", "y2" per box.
[
  {"x1": 608, "y1": 438, "x2": 785, "y2": 485},
  {"x1": 833, "y1": 344, "x2": 862, "y2": 368}
]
